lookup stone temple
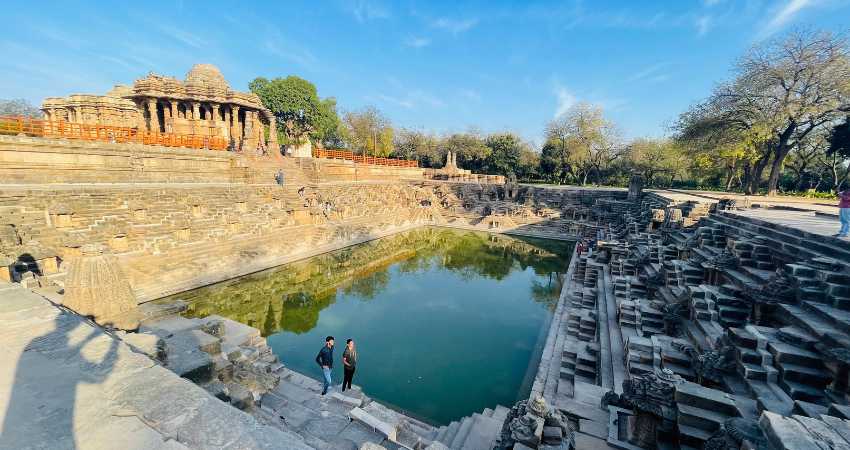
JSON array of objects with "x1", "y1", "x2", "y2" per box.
[
  {"x1": 2, "y1": 65, "x2": 850, "y2": 450},
  {"x1": 41, "y1": 64, "x2": 278, "y2": 153}
]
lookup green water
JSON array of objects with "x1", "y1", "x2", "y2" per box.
[{"x1": 165, "y1": 227, "x2": 572, "y2": 425}]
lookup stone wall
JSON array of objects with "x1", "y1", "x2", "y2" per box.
[
  {"x1": 0, "y1": 135, "x2": 426, "y2": 185},
  {"x1": 0, "y1": 179, "x2": 627, "y2": 307},
  {"x1": 0, "y1": 135, "x2": 243, "y2": 184}
]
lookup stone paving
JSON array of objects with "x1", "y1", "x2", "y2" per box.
[
  {"x1": 0, "y1": 282, "x2": 309, "y2": 450},
  {"x1": 729, "y1": 208, "x2": 847, "y2": 238}
]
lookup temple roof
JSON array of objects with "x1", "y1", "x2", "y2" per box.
[{"x1": 185, "y1": 64, "x2": 230, "y2": 90}]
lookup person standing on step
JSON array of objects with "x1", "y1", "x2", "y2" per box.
[
  {"x1": 837, "y1": 190, "x2": 850, "y2": 238},
  {"x1": 315, "y1": 336, "x2": 334, "y2": 395},
  {"x1": 341, "y1": 339, "x2": 357, "y2": 392}
]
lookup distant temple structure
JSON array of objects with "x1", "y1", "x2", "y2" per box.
[
  {"x1": 41, "y1": 64, "x2": 278, "y2": 153},
  {"x1": 424, "y1": 151, "x2": 505, "y2": 184}
]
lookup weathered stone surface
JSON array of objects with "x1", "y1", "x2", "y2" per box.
[
  {"x1": 228, "y1": 382, "x2": 254, "y2": 410},
  {"x1": 359, "y1": 442, "x2": 387, "y2": 450},
  {"x1": 62, "y1": 244, "x2": 138, "y2": 329},
  {"x1": 118, "y1": 330, "x2": 166, "y2": 362},
  {"x1": 0, "y1": 286, "x2": 310, "y2": 450}
]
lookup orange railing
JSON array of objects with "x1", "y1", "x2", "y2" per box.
[
  {"x1": 0, "y1": 116, "x2": 229, "y2": 151},
  {"x1": 313, "y1": 148, "x2": 418, "y2": 168}
]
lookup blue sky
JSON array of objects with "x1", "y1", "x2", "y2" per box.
[{"x1": 2, "y1": 0, "x2": 848, "y2": 145}]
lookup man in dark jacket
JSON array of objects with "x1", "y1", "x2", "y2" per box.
[{"x1": 315, "y1": 336, "x2": 334, "y2": 395}]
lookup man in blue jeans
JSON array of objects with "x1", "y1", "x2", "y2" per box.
[
  {"x1": 837, "y1": 190, "x2": 850, "y2": 238},
  {"x1": 315, "y1": 336, "x2": 335, "y2": 395}
]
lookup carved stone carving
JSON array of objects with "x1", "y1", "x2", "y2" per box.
[
  {"x1": 495, "y1": 397, "x2": 573, "y2": 450},
  {"x1": 621, "y1": 369, "x2": 684, "y2": 449}
]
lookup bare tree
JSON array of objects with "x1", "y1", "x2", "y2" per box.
[
  {"x1": 734, "y1": 30, "x2": 850, "y2": 195},
  {"x1": 0, "y1": 98, "x2": 42, "y2": 118},
  {"x1": 541, "y1": 103, "x2": 621, "y2": 185},
  {"x1": 675, "y1": 30, "x2": 850, "y2": 195}
]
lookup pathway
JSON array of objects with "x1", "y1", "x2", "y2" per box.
[
  {"x1": 0, "y1": 282, "x2": 309, "y2": 450},
  {"x1": 728, "y1": 208, "x2": 847, "y2": 239}
]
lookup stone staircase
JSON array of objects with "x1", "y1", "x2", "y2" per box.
[
  {"x1": 706, "y1": 212, "x2": 850, "y2": 265},
  {"x1": 429, "y1": 405, "x2": 509, "y2": 450}
]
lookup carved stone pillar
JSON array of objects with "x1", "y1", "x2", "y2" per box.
[
  {"x1": 146, "y1": 99, "x2": 159, "y2": 132},
  {"x1": 191, "y1": 102, "x2": 200, "y2": 120},
  {"x1": 231, "y1": 105, "x2": 241, "y2": 143},
  {"x1": 211, "y1": 103, "x2": 220, "y2": 123},
  {"x1": 267, "y1": 113, "x2": 280, "y2": 157},
  {"x1": 170, "y1": 101, "x2": 178, "y2": 119}
]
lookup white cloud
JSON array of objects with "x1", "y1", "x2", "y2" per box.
[
  {"x1": 759, "y1": 0, "x2": 813, "y2": 38},
  {"x1": 372, "y1": 87, "x2": 445, "y2": 109},
  {"x1": 627, "y1": 62, "x2": 672, "y2": 83},
  {"x1": 695, "y1": 15, "x2": 712, "y2": 36},
  {"x1": 157, "y1": 25, "x2": 207, "y2": 49},
  {"x1": 553, "y1": 85, "x2": 576, "y2": 118},
  {"x1": 377, "y1": 94, "x2": 414, "y2": 109},
  {"x1": 404, "y1": 36, "x2": 431, "y2": 48},
  {"x1": 431, "y1": 17, "x2": 479, "y2": 34},
  {"x1": 459, "y1": 89, "x2": 481, "y2": 102},
  {"x1": 346, "y1": 0, "x2": 390, "y2": 22},
  {"x1": 263, "y1": 34, "x2": 318, "y2": 70}
]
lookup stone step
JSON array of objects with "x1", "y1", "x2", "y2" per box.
[
  {"x1": 767, "y1": 341, "x2": 823, "y2": 368},
  {"x1": 778, "y1": 363, "x2": 832, "y2": 387},
  {"x1": 492, "y1": 405, "x2": 510, "y2": 424},
  {"x1": 776, "y1": 304, "x2": 850, "y2": 351},
  {"x1": 460, "y1": 413, "x2": 503, "y2": 450},
  {"x1": 779, "y1": 379, "x2": 827, "y2": 403},
  {"x1": 450, "y1": 415, "x2": 476, "y2": 449},
  {"x1": 675, "y1": 382, "x2": 738, "y2": 417},
  {"x1": 438, "y1": 421, "x2": 461, "y2": 446},
  {"x1": 349, "y1": 407, "x2": 397, "y2": 442},
  {"x1": 677, "y1": 403, "x2": 728, "y2": 433},
  {"x1": 433, "y1": 425, "x2": 450, "y2": 444},
  {"x1": 678, "y1": 423, "x2": 714, "y2": 447},
  {"x1": 803, "y1": 301, "x2": 850, "y2": 335},
  {"x1": 711, "y1": 212, "x2": 850, "y2": 264},
  {"x1": 745, "y1": 379, "x2": 794, "y2": 416}
]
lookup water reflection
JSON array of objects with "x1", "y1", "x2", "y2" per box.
[{"x1": 163, "y1": 227, "x2": 572, "y2": 337}]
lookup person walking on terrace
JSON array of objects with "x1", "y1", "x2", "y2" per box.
[
  {"x1": 837, "y1": 190, "x2": 850, "y2": 238},
  {"x1": 315, "y1": 336, "x2": 334, "y2": 395},
  {"x1": 341, "y1": 339, "x2": 357, "y2": 392}
]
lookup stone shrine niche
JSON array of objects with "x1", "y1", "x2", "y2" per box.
[{"x1": 133, "y1": 209, "x2": 147, "y2": 220}]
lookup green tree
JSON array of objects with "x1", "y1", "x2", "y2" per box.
[
  {"x1": 540, "y1": 103, "x2": 620, "y2": 185},
  {"x1": 484, "y1": 133, "x2": 523, "y2": 177},
  {"x1": 516, "y1": 147, "x2": 541, "y2": 181},
  {"x1": 829, "y1": 117, "x2": 850, "y2": 158},
  {"x1": 394, "y1": 129, "x2": 441, "y2": 165},
  {"x1": 440, "y1": 132, "x2": 490, "y2": 172},
  {"x1": 249, "y1": 76, "x2": 341, "y2": 147},
  {"x1": 342, "y1": 106, "x2": 394, "y2": 156},
  {"x1": 626, "y1": 138, "x2": 689, "y2": 187},
  {"x1": 677, "y1": 30, "x2": 850, "y2": 195}
]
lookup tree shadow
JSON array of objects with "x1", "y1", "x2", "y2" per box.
[{"x1": 0, "y1": 309, "x2": 119, "y2": 449}]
